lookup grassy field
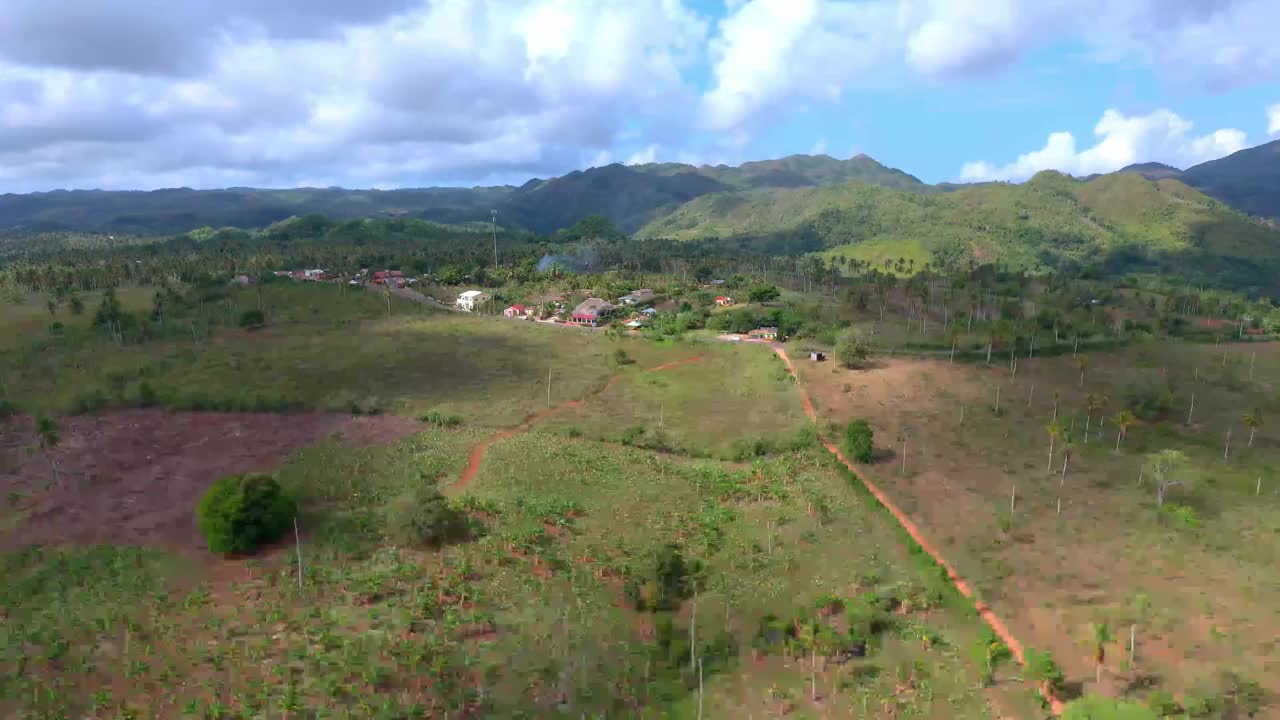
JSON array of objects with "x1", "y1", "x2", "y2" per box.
[
  {"x1": 0, "y1": 287, "x2": 153, "y2": 349},
  {"x1": 0, "y1": 422, "x2": 1023, "y2": 718},
  {"x1": 539, "y1": 342, "x2": 814, "y2": 459},
  {"x1": 796, "y1": 338, "x2": 1280, "y2": 714},
  {"x1": 0, "y1": 282, "x2": 698, "y2": 426}
]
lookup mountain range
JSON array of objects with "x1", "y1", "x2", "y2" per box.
[{"x1": 3, "y1": 139, "x2": 1280, "y2": 290}]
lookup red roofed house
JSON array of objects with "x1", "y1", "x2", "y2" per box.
[
  {"x1": 715, "y1": 296, "x2": 733, "y2": 307},
  {"x1": 570, "y1": 298, "x2": 615, "y2": 327},
  {"x1": 504, "y1": 304, "x2": 527, "y2": 318}
]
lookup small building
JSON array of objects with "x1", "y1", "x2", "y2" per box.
[
  {"x1": 715, "y1": 296, "x2": 733, "y2": 307},
  {"x1": 809, "y1": 351, "x2": 825, "y2": 362},
  {"x1": 619, "y1": 289, "x2": 656, "y2": 306},
  {"x1": 456, "y1": 290, "x2": 487, "y2": 312},
  {"x1": 641, "y1": 308, "x2": 658, "y2": 316},
  {"x1": 231, "y1": 274, "x2": 252, "y2": 286},
  {"x1": 504, "y1": 304, "x2": 526, "y2": 318},
  {"x1": 624, "y1": 319, "x2": 645, "y2": 329},
  {"x1": 748, "y1": 326, "x2": 779, "y2": 341},
  {"x1": 571, "y1": 298, "x2": 615, "y2": 326}
]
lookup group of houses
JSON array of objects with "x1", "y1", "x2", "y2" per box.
[{"x1": 273, "y1": 268, "x2": 330, "y2": 281}]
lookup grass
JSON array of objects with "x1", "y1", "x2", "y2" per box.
[
  {"x1": 539, "y1": 342, "x2": 813, "y2": 458},
  {"x1": 0, "y1": 282, "x2": 698, "y2": 426},
  {"x1": 0, "y1": 287, "x2": 153, "y2": 350},
  {"x1": 795, "y1": 337, "x2": 1280, "y2": 710},
  {"x1": 0, "y1": 422, "x2": 1015, "y2": 718}
]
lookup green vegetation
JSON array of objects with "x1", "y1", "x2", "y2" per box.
[
  {"x1": 385, "y1": 484, "x2": 467, "y2": 548},
  {"x1": 845, "y1": 420, "x2": 876, "y2": 463},
  {"x1": 196, "y1": 474, "x2": 296, "y2": 554}
]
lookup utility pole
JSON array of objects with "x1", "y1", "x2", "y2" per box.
[{"x1": 490, "y1": 210, "x2": 499, "y2": 267}]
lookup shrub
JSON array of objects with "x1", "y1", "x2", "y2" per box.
[
  {"x1": 197, "y1": 474, "x2": 296, "y2": 554},
  {"x1": 1062, "y1": 695, "x2": 1158, "y2": 719},
  {"x1": 1024, "y1": 647, "x2": 1065, "y2": 691},
  {"x1": 238, "y1": 309, "x2": 266, "y2": 328},
  {"x1": 1124, "y1": 371, "x2": 1175, "y2": 420},
  {"x1": 420, "y1": 410, "x2": 462, "y2": 427},
  {"x1": 835, "y1": 329, "x2": 871, "y2": 369},
  {"x1": 612, "y1": 347, "x2": 633, "y2": 366},
  {"x1": 0, "y1": 399, "x2": 18, "y2": 417},
  {"x1": 845, "y1": 420, "x2": 875, "y2": 463},
  {"x1": 385, "y1": 485, "x2": 466, "y2": 548}
]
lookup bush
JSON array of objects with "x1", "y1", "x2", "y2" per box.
[
  {"x1": 835, "y1": 329, "x2": 871, "y2": 369},
  {"x1": 420, "y1": 410, "x2": 462, "y2": 427},
  {"x1": 1063, "y1": 695, "x2": 1158, "y2": 719},
  {"x1": 238, "y1": 309, "x2": 266, "y2": 328},
  {"x1": 197, "y1": 474, "x2": 296, "y2": 554},
  {"x1": 1024, "y1": 647, "x2": 1064, "y2": 691},
  {"x1": 1124, "y1": 371, "x2": 1175, "y2": 420},
  {"x1": 386, "y1": 485, "x2": 467, "y2": 548},
  {"x1": 612, "y1": 347, "x2": 633, "y2": 366},
  {"x1": 845, "y1": 420, "x2": 875, "y2": 463}
]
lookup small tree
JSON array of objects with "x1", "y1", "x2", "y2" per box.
[
  {"x1": 835, "y1": 329, "x2": 871, "y2": 369},
  {"x1": 35, "y1": 415, "x2": 61, "y2": 486},
  {"x1": 1088, "y1": 621, "x2": 1112, "y2": 683},
  {"x1": 844, "y1": 420, "x2": 875, "y2": 463},
  {"x1": 386, "y1": 485, "x2": 466, "y2": 548},
  {"x1": 1113, "y1": 410, "x2": 1136, "y2": 452},
  {"x1": 197, "y1": 473, "x2": 296, "y2": 554},
  {"x1": 1046, "y1": 420, "x2": 1063, "y2": 472},
  {"x1": 747, "y1": 285, "x2": 781, "y2": 303},
  {"x1": 1144, "y1": 450, "x2": 1188, "y2": 508},
  {"x1": 1075, "y1": 355, "x2": 1089, "y2": 387},
  {"x1": 1085, "y1": 393, "x2": 1107, "y2": 440},
  {"x1": 1242, "y1": 409, "x2": 1263, "y2": 448}
]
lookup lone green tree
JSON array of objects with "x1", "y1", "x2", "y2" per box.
[
  {"x1": 1075, "y1": 355, "x2": 1089, "y2": 387},
  {"x1": 1046, "y1": 420, "x2": 1063, "y2": 472},
  {"x1": 197, "y1": 473, "x2": 296, "y2": 554},
  {"x1": 1113, "y1": 409, "x2": 1135, "y2": 452},
  {"x1": 835, "y1": 329, "x2": 871, "y2": 369},
  {"x1": 1242, "y1": 409, "x2": 1263, "y2": 448},
  {"x1": 1087, "y1": 621, "x2": 1111, "y2": 683},
  {"x1": 35, "y1": 415, "x2": 61, "y2": 486}
]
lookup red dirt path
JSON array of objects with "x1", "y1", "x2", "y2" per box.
[
  {"x1": 772, "y1": 345, "x2": 1065, "y2": 716},
  {"x1": 452, "y1": 356, "x2": 704, "y2": 491}
]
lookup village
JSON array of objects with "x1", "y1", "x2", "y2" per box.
[{"x1": 266, "y1": 265, "x2": 785, "y2": 341}]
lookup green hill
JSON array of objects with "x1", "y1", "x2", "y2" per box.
[
  {"x1": 1181, "y1": 138, "x2": 1280, "y2": 221},
  {"x1": 639, "y1": 171, "x2": 1280, "y2": 291}
]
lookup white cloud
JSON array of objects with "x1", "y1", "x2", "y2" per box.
[
  {"x1": 809, "y1": 138, "x2": 829, "y2": 155},
  {"x1": 959, "y1": 108, "x2": 1247, "y2": 181},
  {"x1": 1269, "y1": 104, "x2": 1280, "y2": 135},
  {"x1": 700, "y1": 0, "x2": 1280, "y2": 137},
  {"x1": 626, "y1": 145, "x2": 658, "y2": 165},
  {"x1": 0, "y1": 0, "x2": 710, "y2": 191}
]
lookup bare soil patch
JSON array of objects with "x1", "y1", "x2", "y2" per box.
[{"x1": 0, "y1": 410, "x2": 420, "y2": 550}]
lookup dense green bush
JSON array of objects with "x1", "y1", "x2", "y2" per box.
[
  {"x1": 238, "y1": 309, "x2": 266, "y2": 328},
  {"x1": 196, "y1": 474, "x2": 296, "y2": 554},
  {"x1": 844, "y1": 420, "x2": 875, "y2": 463},
  {"x1": 385, "y1": 485, "x2": 466, "y2": 548},
  {"x1": 420, "y1": 410, "x2": 462, "y2": 427},
  {"x1": 835, "y1": 329, "x2": 871, "y2": 369}
]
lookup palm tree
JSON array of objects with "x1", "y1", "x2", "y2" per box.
[
  {"x1": 1052, "y1": 390, "x2": 1061, "y2": 421},
  {"x1": 1074, "y1": 355, "x2": 1089, "y2": 387},
  {"x1": 1088, "y1": 621, "x2": 1112, "y2": 684},
  {"x1": 1046, "y1": 420, "x2": 1063, "y2": 472},
  {"x1": 1243, "y1": 409, "x2": 1263, "y2": 448},
  {"x1": 1113, "y1": 410, "x2": 1136, "y2": 452}
]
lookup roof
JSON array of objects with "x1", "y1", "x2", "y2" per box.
[
  {"x1": 458, "y1": 290, "x2": 485, "y2": 299},
  {"x1": 507, "y1": 304, "x2": 526, "y2": 311},
  {"x1": 641, "y1": 308, "x2": 658, "y2": 315},
  {"x1": 715, "y1": 296, "x2": 731, "y2": 301},
  {"x1": 572, "y1": 298, "x2": 614, "y2": 316},
  {"x1": 749, "y1": 326, "x2": 779, "y2": 335}
]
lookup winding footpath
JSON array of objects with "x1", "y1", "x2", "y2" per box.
[
  {"x1": 772, "y1": 345, "x2": 1065, "y2": 716},
  {"x1": 452, "y1": 356, "x2": 704, "y2": 491}
]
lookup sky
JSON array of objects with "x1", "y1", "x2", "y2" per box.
[{"x1": 1, "y1": 0, "x2": 1279, "y2": 193}]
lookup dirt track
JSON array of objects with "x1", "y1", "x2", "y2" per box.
[
  {"x1": 0, "y1": 410, "x2": 420, "y2": 550},
  {"x1": 772, "y1": 346, "x2": 1065, "y2": 715}
]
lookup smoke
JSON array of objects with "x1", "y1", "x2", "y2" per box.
[{"x1": 537, "y1": 246, "x2": 602, "y2": 273}]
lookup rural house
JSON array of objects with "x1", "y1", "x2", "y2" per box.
[
  {"x1": 619, "y1": 289, "x2": 656, "y2": 306},
  {"x1": 504, "y1": 304, "x2": 526, "y2": 318},
  {"x1": 571, "y1": 298, "x2": 615, "y2": 326},
  {"x1": 456, "y1": 290, "x2": 487, "y2": 312},
  {"x1": 715, "y1": 295, "x2": 733, "y2": 306},
  {"x1": 748, "y1": 326, "x2": 779, "y2": 341}
]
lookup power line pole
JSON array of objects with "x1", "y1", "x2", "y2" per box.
[{"x1": 490, "y1": 210, "x2": 499, "y2": 267}]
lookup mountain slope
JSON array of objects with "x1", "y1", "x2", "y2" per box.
[
  {"x1": 639, "y1": 171, "x2": 1280, "y2": 290},
  {"x1": 634, "y1": 153, "x2": 930, "y2": 192},
  {"x1": 1180, "y1": 139, "x2": 1280, "y2": 220}
]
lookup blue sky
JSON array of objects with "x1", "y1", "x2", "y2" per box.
[{"x1": 0, "y1": 0, "x2": 1278, "y2": 191}]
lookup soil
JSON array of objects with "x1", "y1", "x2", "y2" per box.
[{"x1": 0, "y1": 410, "x2": 420, "y2": 550}]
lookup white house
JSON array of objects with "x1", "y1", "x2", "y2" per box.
[{"x1": 456, "y1": 290, "x2": 487, "y2": 312}]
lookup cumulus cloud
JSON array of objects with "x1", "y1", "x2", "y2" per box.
[
  {"x1": 701, "y1": 0, "x2": 1280, "y2": 135},
  {"x1": 959, "y1": 109, "x2": 1247, "y2": 181},
  {"x1": 0, "y1": 0, "x2": 709, "y2": 192},
  {"x1": 1269, "y1": 104, "x2": 1280, "y2": 135}
]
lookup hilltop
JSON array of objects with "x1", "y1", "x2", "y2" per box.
[{"x1": 638, "y1": 170, "x2": 1280, "y2": 291}]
